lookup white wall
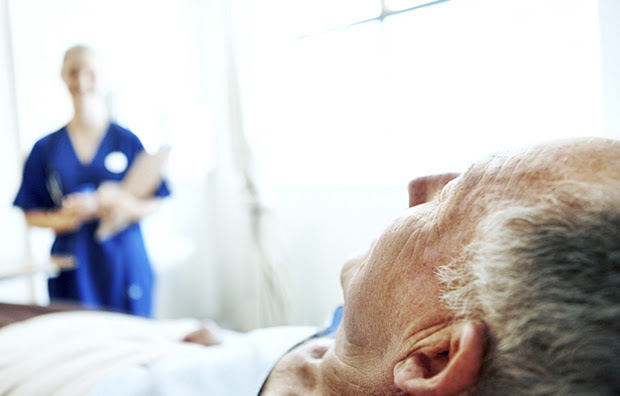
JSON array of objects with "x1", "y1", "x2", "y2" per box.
[
  {"x1": 599, "y1": 0, "x2": 620, "y2": 136},
  {"x1": 273, "y1": 187, "x2": 407, "y2": 325},
  {"x1": 0, "y1": 0, "x2": 37, "y2": 303}
]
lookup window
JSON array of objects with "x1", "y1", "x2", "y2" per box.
[{"x1": 239, "y1": 0, "x2": 605, "y2": 188}]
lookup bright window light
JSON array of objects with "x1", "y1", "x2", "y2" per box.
[
  {"x1": 384, "y1": 0, "x2": 444, "y2": 12},
  {"x1": 287, "y1": 0, "x2": 381, "y2": 37},
  {"x1": 249, "y1": 0, "x2": 604, "y2": 188}
]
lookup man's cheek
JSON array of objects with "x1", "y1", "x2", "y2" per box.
[
  {"x1": 342, "y1": 285, "x2": 366, "y2": 345},
  {"x1": 342, "y1": 280, "x2": 388, "y2": 347}
]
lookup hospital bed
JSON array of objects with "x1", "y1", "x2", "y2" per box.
[{"x1": 0, "y1": 302, "x2": 317, "y2": 396}]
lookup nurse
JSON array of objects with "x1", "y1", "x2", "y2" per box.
[{"x1": 13, "y1": 45, "x2": 170, "y2": 317}]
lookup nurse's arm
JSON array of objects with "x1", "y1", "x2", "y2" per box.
[
  {"x1": 23, "y1": 207, "x2": 84, "y2": 234},
  {"x1": 97, "y1": 186, "x2": 163, "y2": 225},
  {"x1": 23, "y1": 193, "x2": 98, "y2": 234},
  {"x1": 122, "y1": 196, "x2": 163, "y2": 222}
]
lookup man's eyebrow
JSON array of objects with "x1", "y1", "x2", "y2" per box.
[
  {"x1": 457, "y1": 163, "x2": 484, "y2": 191},
  {"x1": 439, "y1": 179, "x2": 456, "y2": 202},
  {"x1": 463, "y1": 163, "x2": 477, "y2": 177}
]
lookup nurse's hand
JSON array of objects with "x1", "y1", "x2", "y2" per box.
[
  {"x1": 96, "y1": 183, "x2": 141, "y2": 226},
  {"x1": 94, "y1": 183, "x2": 163, "y2": 240},
  {"x1": 62, "y1": 193, "x2": 99, "y2": 220},
  {"x1": 52, "y1": 193, "x2": 99, "y2": 232}
]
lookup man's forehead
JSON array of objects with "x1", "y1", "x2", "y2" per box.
[
  {"x1": 452, "y1": 139, "x2": 620, "y2": 212},
  {"x1": 453, "y1": 156, "x2": 510, "y2": 197},
  {"x1": 458, "y1": 146, "x2": 557, "y2": 193}
]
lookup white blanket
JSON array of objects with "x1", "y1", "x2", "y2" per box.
[{"x1": 0, "y1": 311, "x2": 317, "y2": 396}]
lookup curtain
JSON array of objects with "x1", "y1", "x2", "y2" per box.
[{"x1": 200, "y1": 0, "x2": 292, "y2": 330}]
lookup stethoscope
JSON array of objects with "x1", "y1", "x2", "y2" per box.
[
  {"x1": 44, "y1": 129, "x2": 125, "y2": 207},
  {"x1": 45, "y1": 168, "x2": 65, "y2": 208}
]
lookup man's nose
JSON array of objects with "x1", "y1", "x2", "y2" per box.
[
  {"x1": 340, "y1": 254, "x2": 363, "y2": 298},
  {"x1": 408, "y1": 173, "x2": 460, "y2": 207}
]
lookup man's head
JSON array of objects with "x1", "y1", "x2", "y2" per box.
[
  {"x1": 438, "y1": 185, "x2": 620, "y2": 395},
  {"x1": 263, "y1": 137, "x2": 620, "y2": 395}
]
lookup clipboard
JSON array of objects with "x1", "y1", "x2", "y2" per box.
[{"x1": 95, "y1": 146, "x2": 171, "y2": 241}]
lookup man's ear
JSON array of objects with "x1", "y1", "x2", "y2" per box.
[{"x1": 393, "y1": 320, "x2": 486, "y2": 396}]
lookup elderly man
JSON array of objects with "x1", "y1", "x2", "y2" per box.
[
  {"x1": 260, "y1": 137, "x2": 620, "y2": 395},
  {"x1": 1, "y1": 137, "x2": 618, "y2": 396}
]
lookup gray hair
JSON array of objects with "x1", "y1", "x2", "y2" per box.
[{"x1": 438, "y1": 190, "x2": 620, "y2": 395}]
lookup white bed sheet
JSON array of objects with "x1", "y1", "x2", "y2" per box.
[
  {"x1": 0, "y1": 311, "x2": 317, "y2": 396},
  {"x1": 88, "y1": 326, "x2": 319, "y2": 396}
]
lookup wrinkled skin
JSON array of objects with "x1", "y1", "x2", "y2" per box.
[{"x1": 261, "y1": 137, "x2": 620, "y2": 396}]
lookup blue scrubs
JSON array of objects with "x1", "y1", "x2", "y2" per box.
[{"x1": 13, "y1": 123, "x2": 170, "y2": 317}]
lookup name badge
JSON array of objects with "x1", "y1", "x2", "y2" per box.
[{"x1": 104, "y1": 151, "x2": 128, "y2": 173}]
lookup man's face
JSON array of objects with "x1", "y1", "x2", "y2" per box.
[
  {"x1": 262, "y1": 138, "x2": 618, "y2": 395},
  {"x1": 264, "y1": 167, "x2": 487, "y2": 394},
  {"x1": 325, "y1": 172, "x2": 467, "y2": 393}
]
